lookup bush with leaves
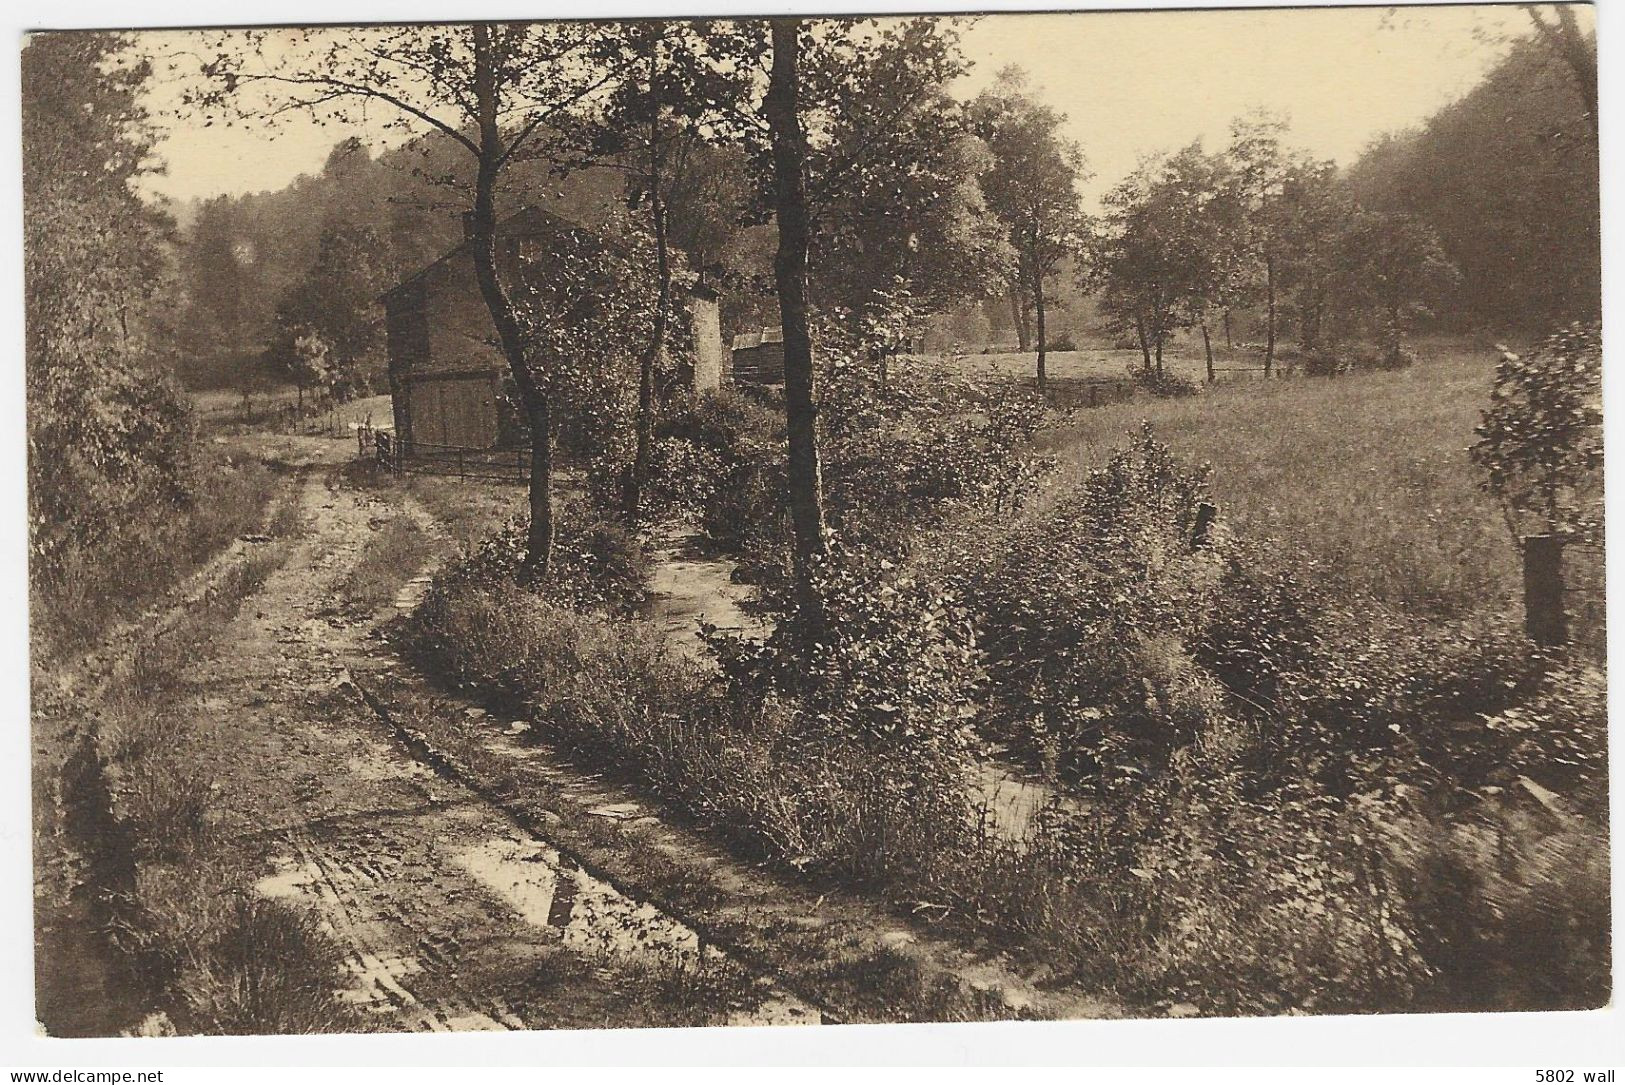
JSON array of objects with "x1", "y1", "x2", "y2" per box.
[
  {"x1": 819, "y1": 350, "x2": 1053, "y2": 556},
  {"x1": 24, "y1": 33, "x2": 200, "y2": 594},
  {"x1": 1130, "y1": 367, "x2": 1200, "y2": 398},
  {"x1": 426, "y1": 504, "x2": 651, "y2": 620},
  {"x1": 1470, "y1": 322, "x2": 1602, "y2": 541},
  {"x1": 959, "y1": 423, "x2": 1225, "y2": 782},
  {"x1": 591, "y1": 390, "x2": 783, "y2": 526},
  {"x1": 711, "y1": 541, "x2": 982, "y2": 758}
]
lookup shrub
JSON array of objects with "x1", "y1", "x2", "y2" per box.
[
  {"x1": 1350, "y1": 343, "x2": 1416, "y2": 372},
  {"x1": 1132, "y1": 369, "x2": 1200, "y2": 398},
  {"x1": 1470, "y1": 322, "x2": 1603, "y2": 541},
  {"x1": 591, "y1": 390, "x2": 784, "y2": 525},
  {"x1": 820, "y1": 355, "x2": 1052, "y2": 557},
  {"x1": 1046, "y1": 754, "x2": 1429, "y2": 1014},
  {"x1": 1301, "y1": 347, "x2": 1349, "y2": 377},
  {"x1": 1195, "y1": 551, "x2": 1547, "y2": 785},
  {"x1": 962, "y1": 423, "x2": 1222, "y2": 781},
  {"x1": 32, "y1": 455, "x2": 279, "y2": 661},
  {"x1": 439, "y1": 507, "x2": 651, "y2": 618},
  {"x1": 1046, "y1": 331, "x2": 1078, "y2": 352},
  {"x1": 1382, "y1": 787, "x2": 1610, "y2": 1012},
  {"x1": 404, "y1": 575, "x2": 972, "y2": 886},
  {"x1": 711, "y1": 542, "x2": 982, "y2": 760}
]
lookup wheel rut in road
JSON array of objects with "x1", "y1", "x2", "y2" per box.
[{"x1": 194, "y1": 468, "x2": 820, "y2": 1032}]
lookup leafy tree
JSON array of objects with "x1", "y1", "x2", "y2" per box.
[
  {"x1": 191, "y1": 23, "x2": 626, "y2": 581},
  {"x1": 1273, "y1": 158, "x2": 1360, "y2": 354},
  {"x1": 1471, "y1": 322, "x2": 1601, "y2": 541},
  {"x1": 969, "y1": 67, "x2": 1090, "y2": 390},
  {"x1": 804, "y1": 21, "x2": 1009, "y2": 327},
  {"x1": 270, "y1": 223, "x2": 394, "y2": 404},
  {"x1": 1340, "y1": 210, "x2": 1458, "y2": 362},
  {"x1": 23, "y1": 31, "x2": 195, "y2": 582},
  {"x1": 1347, "y1": 33, "x2": 1598, "y2": 330},
  {"x1": 183, "y1": 196, "x2": 259, "y2": 357},
  {"x1": 287, "y1": 330, "x2": 334, "y2": 410},
  {"x1": 1224, "y1": 112, "x2": 1298, "y2": 374},
  {"x1": 568, "y1": 20, "x2": 753, "y2": 516},
  {"x1": 1088, "y1": 143, "x2": 1240, "y2": 377},
  {"x1": 1522, "y1": 3, "x2": 1597, "y2": 140}
]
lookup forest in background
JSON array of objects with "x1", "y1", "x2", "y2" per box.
[{"x1": 159, "y1": 19, "x2": 1600, "y2": 399}]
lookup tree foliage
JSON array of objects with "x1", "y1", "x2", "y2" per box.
[
  {"x1": 269, "y1": 223, "x2": 394, "y2": 402},
  {"x1": 23, "y1": 32, "x2": 196, "y2": 580},
  {"x1": 968, "y1": 67, "x2": 1089, "y2": 383},
  {"x1": 1088, "y1": 142, "x2": 1243, "y2": 373},
  {"x1": 1347, "y1": 33, "x2": 1599, "y2": 330},
  {"x1": 1470, "y1": 322, "x2": 1602, "y2": 540}
]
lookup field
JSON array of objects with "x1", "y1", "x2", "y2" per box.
[
  {"x1": 191, "y1": 386, "x2": 394, "y2": 437},
  {"x1": 928, "y1": 339, "x2": 1265, "y2": 385},
  {"x1": 1035, "y1": 336, "x2": 1522, "y2": 618}
]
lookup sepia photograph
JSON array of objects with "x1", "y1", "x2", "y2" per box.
[{"x1": 10, "y1": 0, "x2": 1614, "y2": 1061}]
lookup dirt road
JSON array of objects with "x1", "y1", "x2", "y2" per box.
[
  {"x1": 171, "y1": 454, "x2": 818, "y2": 1031},
  {"x1": 52, "y1": 435, "x2": 1113, "y2": 1033}
]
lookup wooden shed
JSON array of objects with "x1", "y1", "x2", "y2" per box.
[
  {"x1": 730, "y1": 325, "x2": 785, "y2": 385},
  {"x1": 380, "y1": 205, "x2": 727, "y2": 456}
]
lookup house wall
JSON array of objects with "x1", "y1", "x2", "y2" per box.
[
  {"x1": 424, "y1": 258, "x2": 510, "y2": 376},
  {"x1": 754, "y1": 343, "x2": 786, "y2": 384},
  {"x1": 403, "y1": 370, "x2": 502, "y2": 448}
]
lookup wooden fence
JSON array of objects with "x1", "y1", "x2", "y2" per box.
[{"x1": 373, "y1": 432, "x2": 532, "y2": 484}]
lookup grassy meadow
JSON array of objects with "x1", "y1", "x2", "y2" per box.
[{"x1": 1034, "y1": 336, "x2": 1522, "y2": 620}]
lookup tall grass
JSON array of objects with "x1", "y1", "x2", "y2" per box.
[
  {"x1": 339, "y1": 513, "x2": 429, "y2": 612},
  {"x1": 1039, "y1": 338, "x2": 1518, "y2": 618},
  {"x1": 32, "y1": 455, "x2": 283, "y2": 662}
]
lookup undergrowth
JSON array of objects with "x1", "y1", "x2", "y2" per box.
[
  {"x1": 52, "y1": 500, "x2": 362, "y2": 1036},
  {"x1": 401, "y1": 344, "x2": 1607, "y2": 1018},
  {"x1": 32, "y1": 454, "x2": 282, "y2": 662}
]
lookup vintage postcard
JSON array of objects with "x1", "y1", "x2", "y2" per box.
[{"x1": 18, "y1": 1, "x2": 1609, "y2": 1054}]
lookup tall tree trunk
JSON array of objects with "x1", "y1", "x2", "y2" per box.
[
  {"x1": 1201, "y1": 321, "x2": 1214, "y2": 382},
  {"x1": 469, "y1": 24, "x2": 552, "y2": 581},
  {"x1": 628, "y1": 51, "x2": 670, "y2": 519},
  {"x1": 628, "y1": 197, "x2": 669, "y2": 517},
  {"x1": 1264, "y1": 251, "x2": 1277, "y2": 377},
  {"x1": 767, "y1": 18, "x2": 828, "y2": 598},
  {"x1": 1009, "y1": 287, "x2": 1031, "y2": 351},
  {"x1": 1134, "y1": 312, "x2": 1153, "y2": 372},
  {"x1": 1032, "y1": 256, "x2": 1048, "y2": 393},
  {"x1": 1223, "y1": 307, "x2": 1233, "y2": 350}
]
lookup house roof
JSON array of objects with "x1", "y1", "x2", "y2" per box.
[
  {"x1": 731, "y1": 326, "x2": 783, "y2": 352},
  {"x1": 378, "y1": 204, "x2": 603, "y2": 305}
]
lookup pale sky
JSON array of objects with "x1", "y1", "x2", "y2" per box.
[{"x1": 132, "y1": 5, "x2": 1582, "y2": 209}]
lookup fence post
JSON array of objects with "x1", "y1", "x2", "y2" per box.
[
  {"x1": 1190, "y1": 503, "x2": 1219, "y2": 549},
  {"x1": 1522, "y1": 533, "x2": 1567, "y2": 649}
]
